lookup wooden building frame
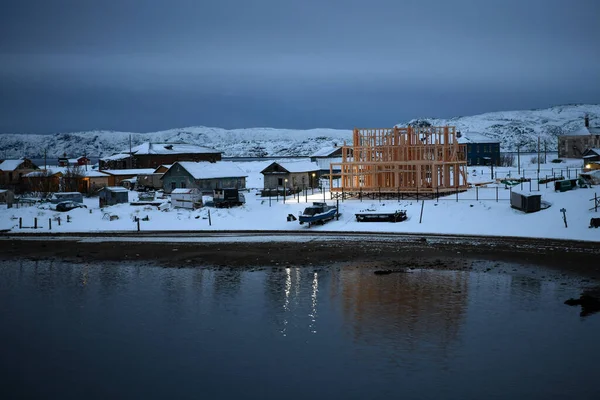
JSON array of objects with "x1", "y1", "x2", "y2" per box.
[{"x1": 330, "y1": 126, "x2": 468, "y2": 196}]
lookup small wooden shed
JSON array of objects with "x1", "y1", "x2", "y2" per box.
[
  {"x1": 171, "y1": 188, "x2": 202, "y2": 209},
  {"x1": 0, "y1": 189, "x2": 15, "y2": 206},
  {"x1": 99, "y1": 186, "x2": 129, "y2": 207},
  {"x1": 510, "y1": 190, "x2": 541, "y2": 213}
]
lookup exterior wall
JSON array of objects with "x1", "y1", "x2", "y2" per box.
[
  {"x1": 162, "y1": 166, "x2": 245, "y2": 194},
  {"x1": 0, "y1": 190, "x2": 15, "y2": 204},
  {"x1": 88, "y1": 176, "x2": 110, "y2": 192},
  {"x1": 262, "y1": 171, "x2": 318, "y2": 190},
  {"x1": 558, "y1": 135, "x2": 600, "y2": 158},
  {"x1": 26, "y1": 174, "x2": 62, "y2": 193},
  {"x1": 466, "y1": 143, "x2": 501, "y2": 166},
  {"x1": 100, "y1": 153, "x2": 221, "y2": 170},
  {"x1": 99, "y1": 190, "x2": 129, "y2": 206}
]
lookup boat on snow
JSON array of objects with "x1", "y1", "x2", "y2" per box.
[{"x1": 299, "y1": 202, "x2": 337, "y2": 226}]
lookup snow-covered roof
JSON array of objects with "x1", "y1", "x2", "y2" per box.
[
  {"x1": 101, "y1": 153, "x2": 132, "y2": 161},
  {"x1": 587, "y1": 148, "x2": 600, "y2": 155},
  {"x1": 171, "y1": 188, "x2": 199, "y2": 194},
  {"x1": 154, "y1": 164, "x2": 172, "y2": 172},
  {"x1": 275, "y1": 161, "x2": 320, "y2": 173},
  {"x1": 171, "y1": 162, "x2": 247, "y2": 180},
  {"x1": 24, "y1": 169, "x2": 63, "y2": 177},
  {"x1": 85, "y1": 170, "x2": 110, "y2": 178},
  {"x1": 562, "y1": 126, "x2": 600, "y2": 136},
  {"x1": 100, "y1": 169, "x2": 156, "y2": 176},
  {"x1": 457, "y1": 132, "x2": 498, "y2": 144},
  {"x1": 103, "y1": 186, "x2": 129, "y2": 192},
  {"x1": 130, "y1": 142, "x2": 221, "y2": 155},
  {"x1": 310, "y1": 146, "x2": 341, "y2": 157},
  {"x1": 0, "y1": 159, "x2": 27, "y2": 171}
]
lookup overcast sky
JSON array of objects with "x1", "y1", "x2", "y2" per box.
[{"x1": 1, "y1": 0, "x2": 599, "y2": 133}]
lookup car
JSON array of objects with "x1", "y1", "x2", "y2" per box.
[{"x1": 56, "y1": 201, "x2": 87, "y2": 212}]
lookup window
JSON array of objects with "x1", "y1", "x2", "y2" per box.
[
  {"x1": 278, "y1": 178, "x2": 283, "y2": 186},
  {"x1": 171, "y1": 182, "x2": 176, "y2": 190},
  {"x1": 181, "y1": 182, "x2": 186, "y2": 188}
]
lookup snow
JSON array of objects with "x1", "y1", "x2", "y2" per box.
[
  {"x1": 0, "y1": 159, "x2": 26, "y2": 171},
  {"x1": 130, "y1": 142, "x2": 220, "y2": 155},
  {"x1": 457, "y1": 132, "x2": 499, "y2": 144},
  {"x1": 2, "y1": 157, "x2": 599, "y2": 243},
  {"x1": 101, "y1": 168, "x2": 156, "y2": 176},
  {"x1": 310, "y1": 147, "x2": 340, "y2": 157},
  {"x1": 103, "y1": 186, "x2": 129, "y2": 193},
  {"x1": 268, "y1": 160, "x2": 320, "y2": 173},
  {"x1": 172, "y1": 161, "x2": 247, "y2": 179},
  {"x1": 171, "y1": 188, "x2": 198, "y2": 194},
  {"x1": 85, "y1": 170, "x2": 110, "y2": 177}
]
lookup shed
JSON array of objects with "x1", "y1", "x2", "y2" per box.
[
  {"x1": 99, "y1": 186, "x2": 129, "y2": 207},
  {"x1": 260, "y1": 160, "x2": 320, "y2": 193},
  {"x1": 0, "y1": 189, "x2": 15, "y2": 206},
  {"x1": 171, "y1": 188, "x2": 202, "y2": 209},
  {"x1": 510, "y1": 190, "x2": 541, "y2": 213},
  {"x1": 161, "y1": 162, "x2": 247, "y2": 194}
]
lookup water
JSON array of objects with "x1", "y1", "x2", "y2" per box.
[{"x1": 0, "y1": 260, "x2": 598, "y2": 400}]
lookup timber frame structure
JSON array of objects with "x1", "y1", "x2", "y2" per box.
[{"x1": 330, "y1": 126, "x2": 468, "y2": 197}]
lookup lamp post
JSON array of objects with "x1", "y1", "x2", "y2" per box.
[
  {"x1": 283, "y1": 178, "x2": 288, "y2": 203},
  {"x1": 311, "y1": 173, "x2": 316, "y2": 195}
]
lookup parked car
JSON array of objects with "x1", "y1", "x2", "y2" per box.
[{"x1": 56, "y1": 201, "x2": 87, "y2": 212}]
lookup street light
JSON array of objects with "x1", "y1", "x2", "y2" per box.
[
  {"x1": 311, "y1": 173, "x2": 316, "y2": 195},
  {"x1": 283, "y1": 178, "x2": 288, "y2": 203}
]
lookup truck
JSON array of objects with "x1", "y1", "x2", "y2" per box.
[{"x1": 213, "y1": 188, "x2": 245, "y2": 208}]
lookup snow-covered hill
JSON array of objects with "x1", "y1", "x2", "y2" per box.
[{"x1": 0, "y1": 104, "x2": 598, "y2": 158}]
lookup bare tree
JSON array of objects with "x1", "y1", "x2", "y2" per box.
[{"x1": 63, "y1": 164, "x2": 85, "y2": 192}]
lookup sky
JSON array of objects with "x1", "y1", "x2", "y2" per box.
[{"x1": 0, "y1": 0, "x2": 599, "y2": 134}]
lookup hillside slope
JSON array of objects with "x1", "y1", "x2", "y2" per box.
[{"x1": 0, "y1": 104, "x2": 597, "y2": 158}]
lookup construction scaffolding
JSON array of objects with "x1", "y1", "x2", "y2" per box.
[{"x1": 330, "y1": 126, "x2": 468, "y2": 196}]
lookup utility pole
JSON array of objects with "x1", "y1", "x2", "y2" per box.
[
  {"x1": 44, "y1": 149, "x2": 47, "y2": 171},
  {"x1": 537, "y1": 135, "x2": 541, "y2": 174},
  {"x1": 544, "y1": 141, "x2": 547, "y2": 164},
  {"x1": 517, "y1": 147, "x2": 521, "y2": 175}
]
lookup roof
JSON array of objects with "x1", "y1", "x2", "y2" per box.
[
  {"x1": 154, "y1": 164, "x2": 172, "y2": 172},
  {"x1": 130, "y1": 142, "x2": 221, "y2": 155},
  {"x1": 101, "y1": 153, "x2": 132, "y2": 161},
  {"x1": 24, "y1": 169, "x2": 64, "y2": 177},
  {"x1": 457, "y1": 132, "x2": 499, "y2": 144},
  {"x1": 171, "y1": 188, "x2": 199, "y2": 194},
  {"x1": 561, "y1": 126, "x2": 600, "y2": 136},
  {"x1": 169, "y1": 162, "x2": 247, "y2": 180},
  {"x1": 103, "y1": 186, "x2": 129, "y2": 192},
  {"x1": 100, "y1": 168, "x2": 156, "y2": 176},
  {"x1": 85, "y1": 170, "x2": 110, "y2": 177},
  {"x1": 0, "y1": 159, "x2": 27, "y2": 171},
  {"x1": 263, "y1": 160, "x2": 320, "y2": 174},
  {"x1": 310, "y1": 146, "x2": 341, "y2": 157}
]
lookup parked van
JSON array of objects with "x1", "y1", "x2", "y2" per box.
[{"x1": 50, "y1": 192, "x2": 84, "y2": 204}]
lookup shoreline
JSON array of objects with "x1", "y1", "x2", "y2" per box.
[{"x1": 2, "y1": 232, "x2": 600, "y2": 280}]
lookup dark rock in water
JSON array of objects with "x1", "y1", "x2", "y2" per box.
[{"x1": 564, "y1": 289, "x2": 600, "y2": 317}]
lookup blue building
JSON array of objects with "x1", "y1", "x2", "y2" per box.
[{"x1": 457, "y1": 132, "x2": 501, "y2": 166}]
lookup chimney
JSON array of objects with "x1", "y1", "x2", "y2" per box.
[{"x1": 585, "y1": 115, "x2": 590, "y2": 128}]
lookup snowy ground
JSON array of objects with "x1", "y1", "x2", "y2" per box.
[{"x1": 1, "y1": 157, "x2": 599, "y2": 242}]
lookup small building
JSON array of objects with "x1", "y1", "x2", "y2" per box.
[
  {"x1": 0, "y1": 189, "x2": 15, "y2": 206},
  {"x1": 310, "y1": 145, "x2": 344, "y2": 177},
  {"x1": 58, "y1": 154, "x2": 91, "y2": 167},
  {"x1": 170, "y1": 188, "x2": 202, "y2": 209},
  {"x1": 510, "y1": 190, "x2": 541, "y2": 213},
  {"x1": 260, "y1": 160, "x2": 320, "y2": 192},
  {"x1": 99, "y1": 142, "x2": 222, "y2": 170},
  {"x1": 25, "y1": 169, "x2": 63, "y2": 193},
  {"x1": 0, "y1": 158, "x2": 39, "y2": 191},
  {"x1": 582, "y1": 148, "x2": 600, "y2": 166},
  {"x1": 457, "y1": 132, "x2": 501, "y2": 166},
  {"x1": 161, "y1": 162, "x2": 247, "y2": 194},
  {"x1": 84, "y1": 170, "x2": 110, "y2": 193},
  {"x1": 99, "y1": 186, "x2": 129, "y2": 207},
  {"x1": 137, "y1": 165, "x2": 169, "y2": 191},
  {"x1": 558, "y1": 115, "x2": 600, "y2": 158}
]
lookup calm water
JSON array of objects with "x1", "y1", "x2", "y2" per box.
[{"x1": 0, "y1": 260, "x2": 598, "y2": 400}]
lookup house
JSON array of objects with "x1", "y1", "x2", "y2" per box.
[
  {"x1": 558, "y1": 115, "x2": 600, "y2": 158},
  {"x1": 457, "y1": 132, "x2": 501, "y2": 166},
  {"x1": 137, "y1": 165, "x2": 170, "y2": 191},
  {"x1": 84, "y1": 170, "x2": 110, "y2": 193},
  {"x1": 0, "y1": 189, "x2": 15, "y2": 206},
  {"x1": 99, "y1": 169, "x2": 156, "y2": 187},
  {"x1": 161, "y1": 162, "x2": 247, "y2": 194},
  {"x1": 582, "y1": 148, "x2": 600, "y2": 167},
  {"x1": 99, "y1": 142, "x2": 222, "y2": 170},
  {"x1": 310, "y1": 145, "x2": 344, "y2": 176},
  {"x1": 170, "y1": 188, "x2": 202, "y2": 209},
  {"x1": 25, "y1": 169, "x2": 63, "y2": 193},
  {"x1": 58, "y1": 154, "x2": 91, "y2": 167},
  {"x1": 260, "y1": 160, "x2": 320, "y2": 192},
  {"x1": 99, "y1": 186, "x2": 129, "y2": 207},
  {"x1": 0, "y1": 158, "x2": 39, "y2": 192}
]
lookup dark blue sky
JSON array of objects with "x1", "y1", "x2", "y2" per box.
[{"x1": 1, "y1": 0, "x2": 599, "y2": 133}]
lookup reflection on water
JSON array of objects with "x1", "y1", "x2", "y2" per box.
[{"x1": 0, "y1": 260, "x2": 598, "y2": 400}]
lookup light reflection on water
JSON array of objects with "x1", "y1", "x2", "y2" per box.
[{"x1": 0, "y1": 260, "x2": 598, "y2": 400}]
